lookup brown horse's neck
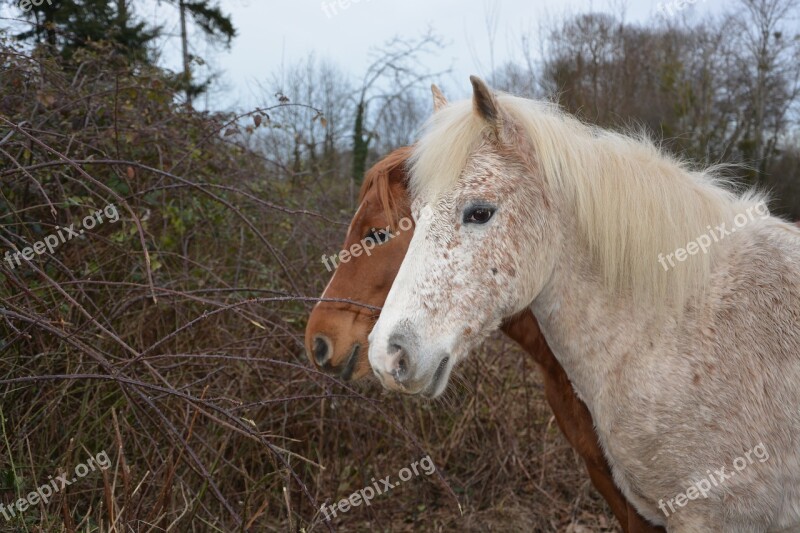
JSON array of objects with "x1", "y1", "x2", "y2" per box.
[{"x1": 499, "y1": 310, "x2": 553, "y2": 369}]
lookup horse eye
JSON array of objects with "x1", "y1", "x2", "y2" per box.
[
  {"x1": 365, "y1": 228, "x2": 390, "y2": 243},
  {"x1": 463, "y1": 206, "x2": 496, "y2": 225}
]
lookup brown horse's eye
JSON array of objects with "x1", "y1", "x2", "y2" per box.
[
  {"x1": 463, "y1": 205, "x2": 496, "y2": 225},
  {"x1": 364, "y1": 228, "x2": 391, "y2": 244}
]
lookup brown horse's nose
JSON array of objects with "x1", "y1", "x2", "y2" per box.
[{"x1": 313, "y1": 335, "x2": 331, "y2": 366}]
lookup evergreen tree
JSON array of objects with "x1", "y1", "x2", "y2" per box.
[
  {"x1": 166, "y1": 0, "x2": 236, "y2": 106},
  {"x1": 10, "y1": 0, "x2": 158, "y2": 62}
]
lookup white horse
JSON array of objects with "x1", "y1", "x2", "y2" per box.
[{"x1": 368, "y1": 77, "x2": 800, "y2": 532}]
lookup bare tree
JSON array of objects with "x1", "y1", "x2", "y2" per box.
[
  {"x1": 258, "y1": 55, "x2": 353, "y2": 186},
  {"x1": 732, "y1": 0, "x2": 800, "y2": 173},
  {"x1": 350, "y1": 30, "x2": 449, "y2": 189}
]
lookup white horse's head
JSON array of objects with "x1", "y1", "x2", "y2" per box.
[
  {"x1": 368, "y1": 76, "x2": 749, "y2": 397},
  {"x1": 367, "y1": 77, "x2": 560, "y2": 397}
]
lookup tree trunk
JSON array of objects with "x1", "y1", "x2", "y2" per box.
[{"x1": 179, "y1": 0, "x2": 192, "y2": 107}]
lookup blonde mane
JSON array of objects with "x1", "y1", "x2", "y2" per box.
[{"x1": 409, "y1": 95, "x2": 767, "y2": 308}]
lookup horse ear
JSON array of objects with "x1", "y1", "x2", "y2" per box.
[
  {"x1": 469, "y1": 75, "x2": 501, "y2": 130},
  {"x1": 431, "y1": 84, "x2": 448, "y2": 112}
]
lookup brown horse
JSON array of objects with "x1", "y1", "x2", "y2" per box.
[{"x1": 305, "y1": 148, "x2": 665, "y2": 533}]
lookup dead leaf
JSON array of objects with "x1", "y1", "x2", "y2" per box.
[{"x1": 37, "y1": 92, "x2": 55, "y2": 106}]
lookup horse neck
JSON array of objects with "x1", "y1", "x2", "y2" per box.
[{"x1": 529, "y1": 219, "x2": 670, "y2": 418}]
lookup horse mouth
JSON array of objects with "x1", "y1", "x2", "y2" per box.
[
  {"x1": 422, "y1": 356, "x2": 450, "y2": 398},
  {"x1": 339, "y1": 344, "x2": 360, "y2": 381}
]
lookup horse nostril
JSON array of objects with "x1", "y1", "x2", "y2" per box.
[
  {"x1": 313, "y1": 336, "x2": 330, "y2": 365},
  {"x1": 390, "y1": 346, "x2": 410, "y2": 383},
  {"x1": 386, "y1": 335, "x2": 415, "y2": 385},
  {"x1": 397, "y1": 353, "x2": 408, "y2": 376}
]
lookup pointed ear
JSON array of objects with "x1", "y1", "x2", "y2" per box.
[
  {"x1": 431, "y1": 84, "x2": 448, "y2": 112},
  {"x1": 469, "y1": 75, "x2": 502, "y2": 130}
]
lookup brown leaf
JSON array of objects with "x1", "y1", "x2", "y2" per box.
[
  {"x1": 126, "y1": 166, "x2": 135, "y2": 179},
  {"x1": 36, "y1": 92, "x2": 55, "y2": 106}
]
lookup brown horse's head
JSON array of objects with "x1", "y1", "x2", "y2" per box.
[{"x1": 305, "y1": 146, "x2": 414, "y2": 380}]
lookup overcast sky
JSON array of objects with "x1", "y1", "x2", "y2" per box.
[
  {"x1": 137, "y1": 0, "x2": 732, "y2": 111},
  {"x1": 1, "y1": 0, "x2": 731, "y2": 110}
]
